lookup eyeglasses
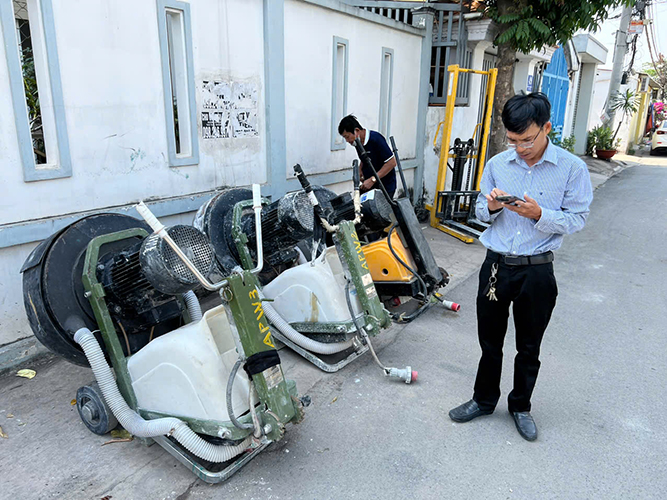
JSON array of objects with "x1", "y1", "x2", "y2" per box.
[{"x1": 506, "y1": 127, "x2": 543, "y2": 149}]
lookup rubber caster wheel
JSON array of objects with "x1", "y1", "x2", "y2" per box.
[{"x1": 76, "y1": 382, "x2": 118, "y2": 435}]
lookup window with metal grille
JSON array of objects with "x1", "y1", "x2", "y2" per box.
[
  {"x1": 157, "y1": 0, "x2": 199, "y2": 167},
  {"x1": 428, "y1": 10, "x2": 468, "y2": 106},
  {"x1": 331, "y1": 36, "x2": 349, "y2": 151},
  {"x1": 1, "y1": 0, "x2": 71, "y2": 181},
  {"x1": 455, "y1": 48, "x2": 473, "y2": 106}
]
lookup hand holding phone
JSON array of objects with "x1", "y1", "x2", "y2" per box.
[{"x1": 495, "y1": 194, "x2": 525, "y2": 206}]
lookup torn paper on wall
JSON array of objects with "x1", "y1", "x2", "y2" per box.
[{"x1": 201, "y1": 80, "x2": 258, "y2": 139}]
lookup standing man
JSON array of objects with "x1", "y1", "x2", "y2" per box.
[
  {"x1": 448, "y1": 93, "x2": 593, "y2": 441},
  {"x1": 338, "y1": 115, "x2": 398, "y2": 197}
]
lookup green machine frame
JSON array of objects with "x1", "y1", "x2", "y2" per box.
[
  {"x1": 81, "y1": 228, "x2": 302, "y2": 483},
  {"x1": 230, "y1": 200, "x2": 391, "y2": 372}
]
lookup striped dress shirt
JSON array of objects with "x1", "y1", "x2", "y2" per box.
[{"x1": 475, "y1": 139, "x2": 593, "y2": 256}]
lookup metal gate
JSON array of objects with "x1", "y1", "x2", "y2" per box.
[
  {"x1": 346, "y1": 1, "x2": 465, "y2": 105},
  {"x1": 541, "y1": 47, "x2": 569, "y2": 139}
]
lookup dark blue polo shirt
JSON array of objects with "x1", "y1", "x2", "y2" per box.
[{"x1": 359, "y1": 130, "x2": 396, "y2": 197}]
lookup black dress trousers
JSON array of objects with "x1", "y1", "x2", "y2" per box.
[{"x1": 473, "y1": 255, "x2": 558, "y2": 413}]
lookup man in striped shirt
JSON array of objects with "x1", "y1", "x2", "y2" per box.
[{"x1": 449, "y1": 93, "x2": 593, "y2": 441}]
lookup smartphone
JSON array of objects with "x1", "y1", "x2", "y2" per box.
[{"x1": 495, "y1": 195, "x2": 525, "y2": 205}]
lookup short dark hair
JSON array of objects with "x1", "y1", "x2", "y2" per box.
[
  {"x1": 338, "y1": 114, "x2": 363, "y2": 135},
  {"x1": 502, "y1": 92, "x2": 551, "y2": 134}
]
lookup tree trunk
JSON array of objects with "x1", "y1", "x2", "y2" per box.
[
  {"x1": 611, "y1": 111, "x2": 626, "y2": 145},
  {"x1": 488, "y1": 42, "x2": 517, "y2": 158}
]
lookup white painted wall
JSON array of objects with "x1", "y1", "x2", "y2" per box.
[
  {"x1": 514, "y1": 59, "x2": 539, "y2": 94},
  {"x1": 572, "y1": 63, "x2": 599, "y2": 155},
  {"x1": 284, "y1": 0, "x2": 422, "y2": 177},
  {"x1": 589, "y1": 68, "x2": 612, "y2": 130},
  {"x1": 588, "y1": 69, "x2": 638, "y2": 152},
  {"x1": 0, "y1": 0, "x2": 266, "y2": 347},
  {"x1": 0, "y1": 0, "x2": 267, "y2": 227},
  {"x1": 0, "y1": 0, "x2": 426, "y2": 350}
]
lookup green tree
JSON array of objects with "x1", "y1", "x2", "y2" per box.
[
  {"x1": 609, "y1": 88, "x2": 639, "y2": 144},
  {"x1": 642, "y1": 54, "x2": 667, "y2": 99},
  {"x1": 484, "y1": 0, "x2": 634, "y2": 157}
]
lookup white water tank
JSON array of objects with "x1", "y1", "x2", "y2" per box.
[
  {"x1": 263, "y1": 247, "x2": 362, "y2": 324},
  {"x1": 127, "y1": 305, "x2": 251, "y2": 422}
]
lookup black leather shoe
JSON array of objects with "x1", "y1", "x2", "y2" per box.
[
  {"x1": 511, "y1": 411, "x2": 538, "y2": 441},
  {"x1": 449, "y1": 399, "x2": 493, "y2": 423}
]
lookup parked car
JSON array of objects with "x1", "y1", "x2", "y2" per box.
[{"x1": 650, "y1": 121, "x2": 667, "y2": 155}]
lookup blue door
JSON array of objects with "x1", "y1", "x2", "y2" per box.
[{"x1": 541, "y1": 47, "x2": 569, "y2": 140}]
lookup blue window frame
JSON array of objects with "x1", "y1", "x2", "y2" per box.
[
  {"x1": 1, "y1": 0, "x2": 71, "y2": 182},
  {"x1": 379, "y1": 47, "x2": 394, "y2": 138},
  {"x1": 331, "y1": 36, "x2": 349, "y2": 151},
  {"x1": 156, "y1": 0, "x2": 199, "y2": 167}
]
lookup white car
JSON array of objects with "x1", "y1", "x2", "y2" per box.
[{"x1": 650, "y1": 121, "x2": 667, "y2": 155}]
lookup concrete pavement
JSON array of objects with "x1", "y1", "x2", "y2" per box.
[{"x1": 2, "y1": 159, "x2": 662, "y2": 499}]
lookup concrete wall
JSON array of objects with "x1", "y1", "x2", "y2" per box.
[
  {"x1": 572, "y1": 63, "x2": 599, "y2": 155},
  {"x1": 588, "y1": 68, "x2": 611, "y2": 130},
  {"x1": 588, "y1": 69, "x2": 637, "y2": 153},
  {"x1": 0, "y1": 0, "x2": 425, "y2": 352},
  {"x1": 514, "y1": 59, "x2": 538, "y2": 94},
  {"x1": 0, "y1": 0, "x2": 267, "y2": 347},
  {"x1": 284, "y1": 0, "x2": 422, "y2": 177},
  {"x1": 0, "y1": 0, "x2": 267, "y2": 228}
]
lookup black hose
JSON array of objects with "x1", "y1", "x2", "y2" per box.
[
  {"x1": 344, "y1": 280, "x2": 389, "y2": 374},
  {"x1": 344, "y1": 280, "x2": 366, "y2": 339},
  {"x1": 353, "y1": 138, "x2": 397, "y2": 207},
  {"x1": 386, "y1": 223, "x2": 428, "y2": 300}
]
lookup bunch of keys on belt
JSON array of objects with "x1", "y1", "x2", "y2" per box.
[{"x1": 484, "y1": 263, "x2": 499, "y2": 301}]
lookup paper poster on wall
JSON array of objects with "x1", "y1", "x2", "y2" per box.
[
  {"x1": 201, "y1": 111, "x2": 230, "y2": 139},
  {"x1": 232, "y1": 82, "x2": 258, "y2": 109},
  {"x1": 200, "y1": 80, "x2": 258, "y2": 139},
  {"x1": 232, "y1": 110, "x2": 259, "y2": 138},
  {"x1": 202, "y1": 80, "x2": 232, "y2": 110}
]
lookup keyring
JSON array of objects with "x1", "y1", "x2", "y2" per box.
[{"x1": 221, "y1": 287, "x2": 233, "y2": 303}]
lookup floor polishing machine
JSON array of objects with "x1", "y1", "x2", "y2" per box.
[
  {"x1": 21, "y1": 185, "x2": 306, "y2": 483},
  {"x1": 192, "y1": 166, "x2": 417, "y2": 381}
]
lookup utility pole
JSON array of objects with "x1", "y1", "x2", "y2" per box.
[{"x1": 603, "y1": 3, "x2": 634, "y2": 127}]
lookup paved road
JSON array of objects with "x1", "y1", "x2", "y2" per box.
[{"x1": 1, "y1": 165, "x2": 665, "y2": 499}]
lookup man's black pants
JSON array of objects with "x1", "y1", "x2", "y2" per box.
[{"x1": 473, "y1": 253, "x2": 558, "y2": 413}]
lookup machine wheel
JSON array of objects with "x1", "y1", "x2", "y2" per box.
[
  {"x1": 650, "y1": 148, "x2": 657, "y2": 156},
  {"x1": 439, "y1": 266, "x2": 451, "y2": 286},
  {"x1": 76, "y1": 382, "x2": 118, "y2": 435}
]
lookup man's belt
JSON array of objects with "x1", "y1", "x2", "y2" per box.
[{"x1": 486, "y1": 250, "x2": 554, "y2": 266}]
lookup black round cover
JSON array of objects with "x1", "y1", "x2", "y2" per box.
[{"x1": 21, "y1": 213, "x2": 151, "y2": 366}]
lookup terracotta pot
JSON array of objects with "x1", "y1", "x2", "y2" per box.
[{"x1": 596, "y1": 149, "x2": 617, "y2": 160}]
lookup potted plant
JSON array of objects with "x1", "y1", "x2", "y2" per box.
[
  {"x1": 589, "y1": 125, "x2": 616, "y2": 160},
  {"x1": 606, "y1": 89, "x2": 640, "y2": 158},
  {"x1": 588, "y1": 90, "x2": 640, "y2": 160}
]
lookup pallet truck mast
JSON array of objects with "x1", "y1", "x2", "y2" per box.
[{"x1": 429, "y1": 64, "x2": 498, "y2": 243}]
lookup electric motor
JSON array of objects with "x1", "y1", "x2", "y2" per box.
[{"x1": 21, "y1": 214, "x2": 215, "y2": 365}]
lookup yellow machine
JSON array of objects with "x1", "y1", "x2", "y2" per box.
[
  {"x1": 363, "y1": 229, "x2": 415, "y2": 284},
  {"x1": 328, "y1": 138, "x2": 459, "y2": 322},
  {"x1": 429, "y1": 64, "x2": 498, "y2": 243}
]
